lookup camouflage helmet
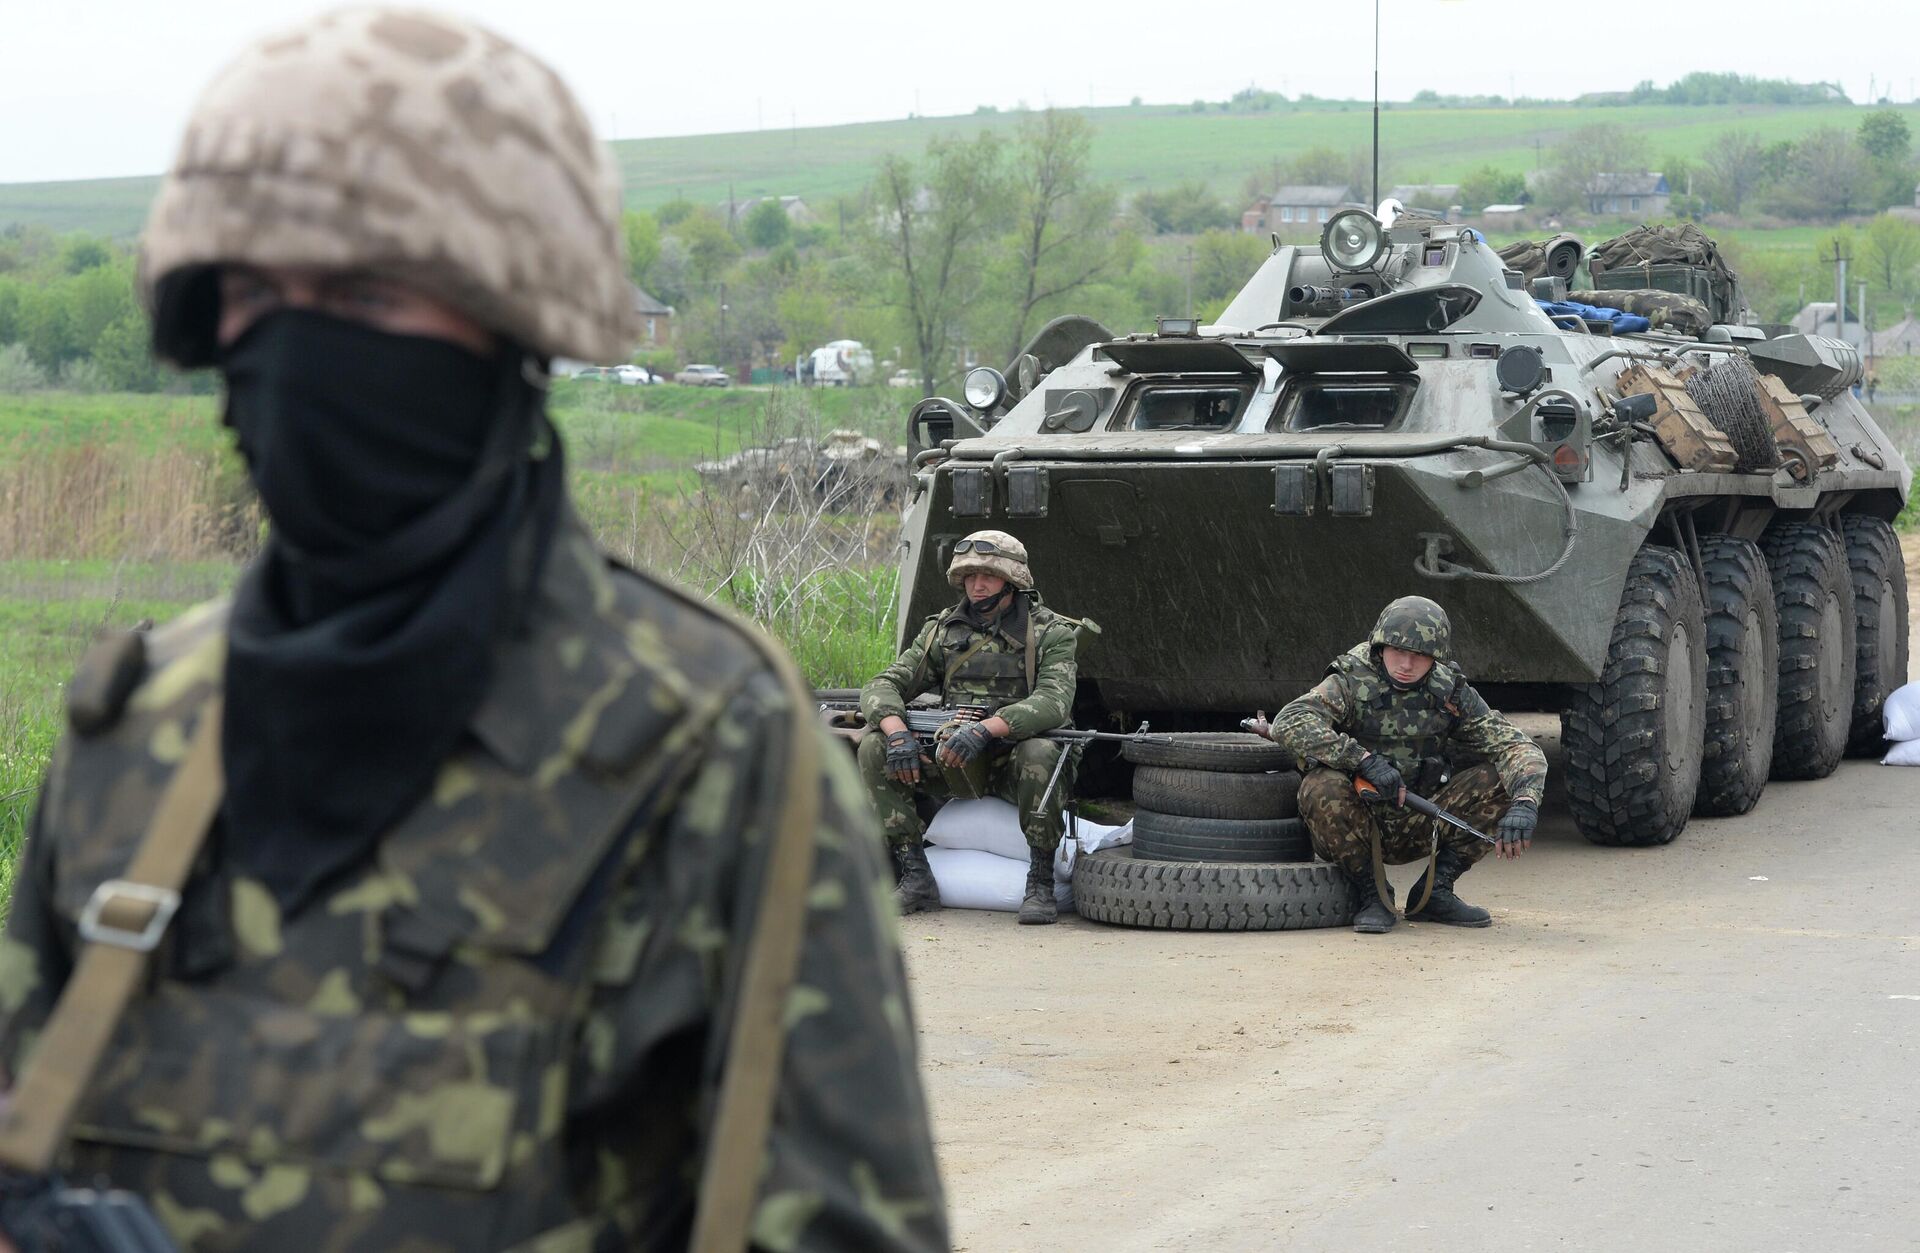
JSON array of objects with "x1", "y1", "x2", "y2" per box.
[
  {"x1": 1369, "y1": 596, "x2": 1452, "y2": 661},
  {"x1": 947, "y1": 530, "x2": 1034, "y2": 591},
  {"x1": 139, "y1": 7, "x2": 639, "y2": 367}
]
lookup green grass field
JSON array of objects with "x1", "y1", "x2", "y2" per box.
[{"x1": 6, "y1": 100, "x2": 1913, "y2": 237}]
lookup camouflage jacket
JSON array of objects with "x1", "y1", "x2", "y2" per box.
[
  {"x1": 860, "y1": 595, "x2": 1078, "y2": 740},
  {"x1": 0, "y1": 523, "x2": 949, "y2": 1253},
  {"x1": 1272, "y1": 643, "x2": 1547, "y2": 806}
]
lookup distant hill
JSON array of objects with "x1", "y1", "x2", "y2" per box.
[{"x1": 5, "y1": 99, "x2": 1915, "y2": 239}]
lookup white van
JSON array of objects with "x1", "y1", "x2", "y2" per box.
[{"x1": 809, "y1": 339, "x2": 874, "y2": 387}]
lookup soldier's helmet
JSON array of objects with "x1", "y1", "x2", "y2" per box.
[
  {"x1": 946, "y1": 530, "x2": 1034, "y2": 591},
  {"x1": 1369, "y1": 596, "x2": 1452, "y2": 661},
  {"x1": 139, "y1": 6, "x2": 638, "y2": 367}
]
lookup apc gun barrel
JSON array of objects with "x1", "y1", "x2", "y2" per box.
[{"x1": 1288, "y1": 284, "x2": 1367, "y2": 309}]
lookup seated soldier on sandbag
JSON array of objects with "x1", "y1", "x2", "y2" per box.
[{"x1": 857, "y1": 530, "x2": 1086, "y2": 926}]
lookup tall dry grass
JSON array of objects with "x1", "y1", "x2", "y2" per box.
[{"x1": 0, "y1": 442, "x2": 260, "y2": 562}]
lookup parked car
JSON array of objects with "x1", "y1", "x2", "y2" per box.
[
  {"x1": 613, "y1": 364, "x2": 658, "y2": 385},
  {"x1": 573, "y1": 365, "x2": 617, "y2": 382},
  {"x1": 887, "y1": 368, "x2": 919, "y2": 389},
  {"x1": 674, "y1": 364, "x2": 730, "y2": 387}
]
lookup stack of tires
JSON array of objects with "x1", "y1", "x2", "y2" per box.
[{"x1": 1073, "y1": 733, "x2": 1355, "y2": 931}]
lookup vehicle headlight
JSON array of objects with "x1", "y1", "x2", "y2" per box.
[
  {"x1": 1322, "y1": 209, "x2": 1386, "y2": 272},
  {"x1": 964, "y1": 366, "x2": 1007, "y2": 412}
]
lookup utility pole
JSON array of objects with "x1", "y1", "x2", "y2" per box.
[
  {"x1": 1824, "y1": 236, "x2": 1849, "y2": 335},
  {"x1": 1183, "y1": 245, "x2": 1195, "y2": 320}
]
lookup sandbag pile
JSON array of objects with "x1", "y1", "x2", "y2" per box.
[
  {"x1": 1882, "y1": 681, "x2": 1920, "y2": 766},
  {"x1": 922, "y1": 798, "x2": 1132, "y2": 912}
]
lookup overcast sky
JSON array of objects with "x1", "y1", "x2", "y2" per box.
[{"x1": 5, "y1": 0, "x2": 1917, "y2": 184}]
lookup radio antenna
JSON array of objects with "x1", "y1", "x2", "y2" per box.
[{"x1": 1371, "y1": 0, "x2": 1380, "y2": 210}]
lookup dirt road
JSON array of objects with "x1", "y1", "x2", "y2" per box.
[{"x1": 903, "y1": 536, "x2": 1918, "y2": 1251}]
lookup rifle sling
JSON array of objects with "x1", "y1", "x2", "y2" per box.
[
  {"x1": 689, "y1": 633, "x2": 822, "y2": 1253},
  {"x1": 0, "y1": 700, "x2": 226, "y2": 1174}
]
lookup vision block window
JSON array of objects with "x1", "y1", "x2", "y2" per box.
[
  {"x1": 1274, "y1": 378, "x2": 1414, "y2": 431},
  {"x1": 1123, "y1": 383, "x2": 1251, "y2": 432}
]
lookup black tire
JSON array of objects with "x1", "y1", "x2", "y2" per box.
[
  {"x1": 1841, "y1": 516, "x2": 1910, "y2": 757},
  {"x1": 1131, "y1": 810, "x2": 1310, "y2": 863},
  {"x1": 1072, "y1": 847, "x2": 1354, "y2": 931},
  {"x1": 1564, "y1": 544, "x2": 1707, "y2": 846},
  {"x1": 1131, "y1": 765, "x2": 1301, "y2": 820},
  {"x1": 1763, "y1": 522, "x2": 1857, "y2": 780},
  {"x1": 1121, "y1": 732, "x2": 1293, "y2": 773},
  {"x1": 1694, "y1": 536, "x2": 1778, "y2": 817}
]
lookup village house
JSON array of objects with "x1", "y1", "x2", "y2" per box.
[
  {"x1": 1586, "y1": 172, "x2": 1671, "y2": 218},
  {"x1": 1386, "y1": 183, "x2": 1462, "y2": 220},
  {"x1": 1866, "y1": 314, "x2": 1920, "y2": 357},
  {"x1": 633, "y1": 286, "x2": 673, "y2": 348},
  {"x1": 1241, "y1": 184, "x2": 1354, "y2": 234}
]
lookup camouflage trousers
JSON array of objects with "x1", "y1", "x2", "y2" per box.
[
  {"x1": 856, "y1": 732, "x2": 1068, "y2": 852},
  {"x1": 1297, "y1": 763, "x2": 1508, "y2": 879}
]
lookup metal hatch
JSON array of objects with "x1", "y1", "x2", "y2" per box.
[
  {"x1": 1096, "y1": 339, "x2": 1258, "y2": 375},
  {"x1": 1263, "y1": 341, "x2": 1418, "y2": 374},
  {"x1": 1318, "y1": 284, "x2": 1481, "y2": 336}
]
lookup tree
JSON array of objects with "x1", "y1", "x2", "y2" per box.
[
  {"x1": 622, "y1": 210, "x2": 660, "y2": 289},
  {"x1": 672, "y1": 208, "x2": 742, "y2": 286},
  {"x1": 1859, "y1": 110, "x2": 1912, "y2": 165},
  {"x1": 862, "y1": 132, "x2": 1008, "y2": 394},
  {"x1": 1699, "y1": 130, "x2": 1767, "y2": 215},
  {"x1": 1458, "y1": 165, "x2": 1527, "y2": 210},
  {"x1": 744, "y1": 199, "x2": 792, "y2": 250},
  {"x1": 1765, "y1": 127, "x2": 1871, "y2": 218},
  {"x1": 1130, "y1": 183, "x2": 1233, "y2": 235},
  {"x1": 992, "y1": 109, "x2": 1122, "y2": 363},
  {"x1": 1191, "y1": 230, "x2": 1269, "y2": 307},
  {"x1": 1542, "y1": 124, "x2": 1650, "y2": 212},
  {"x1": 1861, "y1": 214, "x2": 1920, "y2": 298}
]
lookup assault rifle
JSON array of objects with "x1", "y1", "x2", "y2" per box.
[{"x1": 818, "y1": 701, "x2": 1173, "y2": 810}]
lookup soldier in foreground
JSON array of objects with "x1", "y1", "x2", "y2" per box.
[
  {"x1": 0, "y1": 10, "x2": 947, "y2": 1251},
  {"x1": 1257, "y1": 596, "x2": 1546, "y2": 934},
  {"x1": 859, "y1": 531, "x2": 1082, "y2": 925}
]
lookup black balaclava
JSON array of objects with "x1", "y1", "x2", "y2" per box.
[{"x1": 218, "y1": 309, "x2": 565, "y2": 909}]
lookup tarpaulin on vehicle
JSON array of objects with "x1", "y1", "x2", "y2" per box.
[
  {"x1": 1536, "y1": 299, "x2": 1652, "y2": 334},
  {"x1": 1588, "y1": 224, "x2": 1741, "y2": 322}
]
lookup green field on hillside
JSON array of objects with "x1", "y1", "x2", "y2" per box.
[{"x1": 7, "y1": 100, "x2": 1913, "y2": 238}]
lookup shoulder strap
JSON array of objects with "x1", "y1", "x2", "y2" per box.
[
  {"x1": 0, "y1": 699, "x2": 225, "y2": 1173},
  {"x1": 689, "y1": 631, "x2": 822, "y2": 1253}
]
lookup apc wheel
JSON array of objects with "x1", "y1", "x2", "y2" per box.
[
  {"x1": 1563, "y1": 544, "x2": 1707, "y2": 846},
  {"x1": 1763, "y1": 522, "x2": 1857, "y2": 780},
  {"x1": 1121, "y1": 732, "x2": 1292, "y2": 773},
  {"x1": 1841, "y1": 516, "x2": 1909, "y2": 757},
  {"x1": 1131, "y1": 810, "x2": 1310, "y2": 863},
  {"x1": 1131, "y1": 765, "x2": 1301, "y2": 820},
  {"x1": 1071, "y1": 848, "x2": 1353, "y2": 931},
  {"x1": 1694, "y1": 536, "x2": 1778, "y2": 817}
]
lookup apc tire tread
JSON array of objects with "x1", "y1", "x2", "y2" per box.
[
  {"x1": 1072, "y1": 848, "x2": 1354, "y2": 931},
  {"x1": 1131, "y1": 810, "x2": 1310, "y2": 863},
  {"x1": 1694, "y1": 535, "x2": 1778, "y2": 817},
  {"x1": 1763, "y1": 522, "x2": 1856, "y2": 780},
  {"x1": 1840, "y1": 516, "x2": 1909, "y2": 757},
  {"x1": 1131, "y1": 765, "x2": 1301, "y2": 820},
  {"x1": 1563, "y1": 544, "x2": 1707, "y2": 847},
  {"x1": 1121, "y1": 732, "x2": 1293, "y2": 773}
]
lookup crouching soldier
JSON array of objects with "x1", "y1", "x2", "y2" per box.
[
  {"x1": 858, "y1": 531, "x2": 1085, "y2": 925},
  {"x1": 1259, "y1": 596, "x2": 1546, "y2": 934}
]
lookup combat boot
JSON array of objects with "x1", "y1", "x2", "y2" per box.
[
  {"x1": 891, "y1": 838, "x2": 941, "y2": 914},
  {"x1": 1404, "y1": 849, "x2": 1491, "y2": 927},
  {"x1": 1017, "y1": 847, "x2": 1057, "y2": 926},
  {"x1": 1348, "y1": 871, "x2": 1395, "y2": 934}
]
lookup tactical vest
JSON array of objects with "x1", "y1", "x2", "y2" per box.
[
  {"x1": 932, "y1": 600, "x2": 1059, "y2": 707},
  {"x1": 1330, "y1": 646, "x2": 1466, "y2": 776},
  {"x1": 27, "y1": 537, "x2": 740, "y2": 1251}
]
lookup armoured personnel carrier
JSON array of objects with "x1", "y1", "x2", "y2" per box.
[{"x1": 895, "y1": 210, "x2": 1910, "y2": 848}]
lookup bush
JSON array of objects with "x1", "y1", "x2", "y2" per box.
[
  {"x1": 0, "y1": 344, "x2": 47, "y2": 394},
  {"x1": 632, "y1": 347, "x2": 678, "y2": 375}
]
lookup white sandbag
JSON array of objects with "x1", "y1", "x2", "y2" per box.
[
  {"x1": 1885, "y1": 680, "x2": 1920, "y2": 743},
  {"x1": 925, "y1": 847, "x2": 1073, "y2": 913},
  {"x1": 925, "y1": 798, "x2": 1031, "y2": 861},
  {"x1": 1883, "y1": 737, "x2": 1920, "y2": 767},
  {"x1": 924, "y1": 797, "x2": 1133, "y2": 883}
]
